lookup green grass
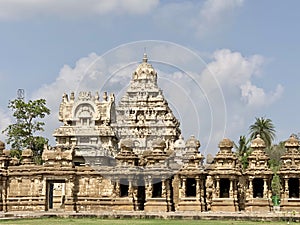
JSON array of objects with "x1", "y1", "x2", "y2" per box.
[{"x1": 0, "y1": 218, "x2": 297, "y2": 225}]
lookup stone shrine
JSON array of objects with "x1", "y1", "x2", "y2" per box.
[
  {"x1": 244, "y1": 135, "x2": 273, "y2": 212},
  {"x1": 278, "y1": 135, "x2": 300, "y2": 211}
]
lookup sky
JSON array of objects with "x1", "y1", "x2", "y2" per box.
[{"x1": 0, "y1": 0, "x2": 299, "y2": 156}]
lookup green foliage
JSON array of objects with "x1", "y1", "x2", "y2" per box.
[
  {"x1": 266, "y1": 141, "x2": 286, "y2": 169},
  {"x1": 2, "y1": 98, "x2": 50, "y2": 164},
  {"x1": 234, "y1": 135, "x2": 251, "y2": 169},
  {"x1": 271, "y1": 174, "x2": 282, "y2": 202},
  {"x1": 9, "y1": 149, "x2": 22, "y2": 159},
  {"x1": 249, "y1": 117, "x2": 276, "y2": 147}
]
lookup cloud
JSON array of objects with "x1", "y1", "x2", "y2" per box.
[
  {"x1": 0, "y1": 0, "x2": 159, "y2": 20},
  {"x1": 203, "y1": 49, "x2": 283, "y2": 108},
  {"x1": 199, "y1": 48, "x2": 284, "y2": 144},
  {"x1": 155, "y1": 0, "x2": 244, "y2": 39},
  {"x1": 195, "y1": 0, "x2": 244, "y2": 37},
  {"x1": 32, "y1": 52, "x2": 103, "y2": 145},
  {"x1": 241, "y1": 82, "x2": 284, "y2": 107}
]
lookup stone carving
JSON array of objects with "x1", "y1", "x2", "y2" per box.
[
  {"x1": 54, "y1": 90, "x2": 118, "y2": 165},
  {"x1": 112, "y1": 53, "x2": 181, "y2": 156},
  {"x1": 42, "y1": 145, "x2": 75, "y2": 167},
  {"x1": 1, "y1": 54, "x2": 295, "y2": 213}
]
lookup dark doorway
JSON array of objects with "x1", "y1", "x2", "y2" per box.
[
  {"x1": 46, "y1": 180, "x2": 65, "y2": 211},
  {"x1": 48, "y1": 182, "x2": 54, "y2": 209},
  {"x1": 186, "y1": 178, "x2": 196, "y2": 197},
  {"x1": 137, "y1": 185, "x2": 145, "y2": 210},
  {"x1": 119, "y1": 179, "x2": 129, "y2": 197},
  {"x1": 253, "y1": 178, "x2": 264, "y2": 198},
  {"x1": 220, "y1": 179, "x2": 230, "y2": 198},
  {"x1": 152, "y1": 178, "x2": 162, "y2": 198},
  {"x1": 289, "y1": 178, "x2": 299, "y2": 198}
]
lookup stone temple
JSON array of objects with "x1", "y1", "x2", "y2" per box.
[{"x1": 0, "y1": 54, "x2": 299, "y2": 212}]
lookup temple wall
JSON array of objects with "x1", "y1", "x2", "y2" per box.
[{"x1": 6, "y1": 166, "x2": 45, "y2": 211}]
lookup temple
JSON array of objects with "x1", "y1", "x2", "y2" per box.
[{"x1": 0, "y1": 54, "x2": 298, "y2": 213}]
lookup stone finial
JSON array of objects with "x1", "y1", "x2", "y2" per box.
[
  {"x1": 285, "y1": 134, "x2": 300, "y2": 148},
  {"x1": 22, "y1": 148, "x2": 34, "y2": 164},
  {"x1": 250, "y1": 134, "x2": 266, "y2": 148},
  {"x1": 185, "y1": 135, "x2": 201, "y2": 149},
  {"x1": 133, "y1": 53, "x2": 157, "y2": 80},
  {"x1": 143, "y1": 52, "x2": 148, "y2": 63},
  {"x1": 218, "y1": 138, "x2": 233, "y2": 149},
  {"x1": 103, "y1": 92, "x2": 108, "y2": 101},
  {"x1": 70, "y1": 92, "x2": 75, "y2": 101},
  {"x1": 174, "y1": 135, "x2": 185, "y2": 149}
]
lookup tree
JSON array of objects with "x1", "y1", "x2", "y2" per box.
[
  {"x1": 265, "y1": 141, "x2": 286, "y2": 169},
  {"x1": 234, "y1": 135, "x2": 251, "y2": 169},
  {"x1": 249, "y1": 117, "x2": 276, "y2": 147},
  {"x1": 2, "y1": 98, "x2": 50, "y2": 163}
]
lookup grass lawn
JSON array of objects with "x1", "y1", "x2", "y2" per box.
[{"x1": 0, "y1": 218, "x2": 297, "y2": 225}]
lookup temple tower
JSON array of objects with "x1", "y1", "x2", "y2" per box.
[
  {"x1": 206, "y1": 138, "x2": 241, "y2": 212},
  {"x1": 278, "y1": 135, "x2": 300, "y2": 211},
  {"x1": 113, "y1": 54, "x2": 181, "y2": 156},
  {"x1": 53, "y1": 91, "x2": 118, "y2": 165},
  {"x1": 244, "y1": 135, "x2": 273, "y2": 212}
]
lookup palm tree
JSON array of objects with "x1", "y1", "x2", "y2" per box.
[{"x1": 249, "y1": 117, "x2": 276, "y2": 147}]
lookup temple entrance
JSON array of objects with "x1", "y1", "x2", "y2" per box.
[
  {"x1": 220, "y1": 178, "x2": 230, "y2": 198},
  {"x1": 186, "y1": 178, "x2": 196, "y2": 197},
  {"x1": 137, "y1": 185, "x2": 145, "y2": 210},
  {"x1": 46, "y1": 180, "x2": 65, "y2": 211},
  {"x1": 289, "y1": 178, "x2": 299, "y2": 198},
  {"x1": 152, "y1": 179, "x2": 162, "y2": 198},
  {"x1": 119, "y1": 179, "x2": 129, "y2": 197},
  {"x1": 253, "y1": 178, "x2": 264, "y2": 198}
]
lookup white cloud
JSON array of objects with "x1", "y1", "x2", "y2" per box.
[
  {"x1": 0, "y1": 0, "x2": 159, "y2": 20},
  {"x1": 32, "y1": 52, "x2": 103, "y2": 145},
  {"x1": 195, "y1": 0, "x2": 244, "y2": 37},
  {"x1": 241, "y1": 82, "x2": 284, "y2": 107},
  {"x1": 203, "y1": 48, "x2": 283, "y2": 108},
  {"x1": 155, "y1": 0, "x2": 244, "y2": 39},
  {"x1": 199, "y1": 48, "x2": 284, "y2": 146}
]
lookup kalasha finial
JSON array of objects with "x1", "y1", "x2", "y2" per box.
[{"x1": 143, "y1": 50, "x2": 148, "y2": 63}]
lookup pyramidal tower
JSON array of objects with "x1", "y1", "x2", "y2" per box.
[{"x1": 113, "y1": 54, "x2": 181, "y2": 155}]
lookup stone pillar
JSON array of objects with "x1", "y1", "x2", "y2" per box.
[
  {"x1": 162, "y1": 179, "x2": 166, "y2": 198},
  {"x1": 145, "y1": 178, "x2": 152, "y2": 199},
  {"x1": 115, "y1": 181, "x2": 120, "y2": 197},
  {"x1": 263, "y1": 178, "x2": 268, "y2": 198},
  {"x1": 182, "y1": 178, "x2": 186, "y2": 198},
  {"x1": 65, "y1": 177, "x2": 76, "y2": 212},
  {"x1": 216, "y1": 178, "x2": 220, "y2": 198},
  {"x1": 128, "y1": 179, "x2": 133, "y2": 197},
  {"x1": 196, "y1": 177, "x2": 200, "y2": 199},
  {"x1": 285, "y1": 178, "x2": 289, "y2": 198},
  {"x1": 200, "y1": 179, "x2": 205, "y2": 204},
  {"x1": 231, "y1": 179, "x2": 235, "y2": 198},
  {"x1": 249, "y1": 178, "x2": 253, "y2": 198}
]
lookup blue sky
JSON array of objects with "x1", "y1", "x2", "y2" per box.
[{"x1": 0, "y1": 0, "x2": 299, "y2": 155}]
